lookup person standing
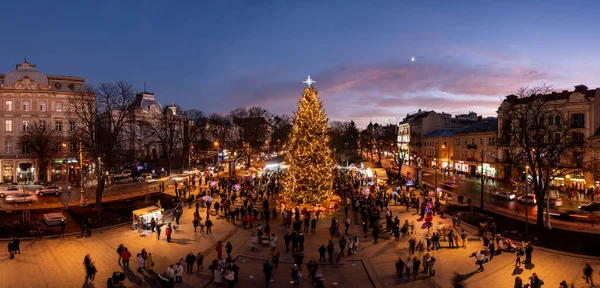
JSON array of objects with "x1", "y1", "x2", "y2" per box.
[
  {"x1": 327, "y1": 241, "x2": 334, "y2": 263},
  {"x1": 284, "y1": 232, "x2": 291, "y2": 252},
  {"x1": 216, "y1": 241, "x2": 223, "y2": 260},
  {"x1": 311, "y1": 218, "x2": 317, "y2": 232},
  {"x1": 60, "y1": 219, "x2": 66, "y2": 237},
  {"x1": 475, "y1": 251, "x2": 484, "y2": 272},
  {"x1": 524, "y1": 242, "x2": 534, "y2": 264},
  {"x1": 166, "y1": 223, "x2": 172, "y2": 242},
  {"x1": 166, "y1": 264, "x2": 175, "y2": 287},
  {"x1": 515, "y1": 248, "x2": 522, "y2": 268},
  {"x1": 34, "y1": 221, "x2": 41, "y2": 238},
  {"x1": 344, "y1": 217, "x2": 351, "y2": 235},
  {"x1": 151, "y1": 218, "x2": 156, "y2": 232},
  {"x1": 318, "y1": 244, "x2": 327, "y2": 263},
  {"x1": 136, "y1": 253, "x2": 145, "y2": 273},
  {"x1": 175, "y1": 262, "x2": 184, "y2": 283},
  {"x1": 13, "y1": 237, "x2": 20, "y2": 254},
  {"x1": 206, "y1": 219, "x2": 213, "y2": 234},
  {"x1": 120, "y1": 248, "x2": 132, "y2": 269},
  {"x1": 186, "y1": 252, "x2": 196, "y2": 273},
  {"x1": 226, "y1": 241, "x2": 233, "y2": 261},
  {"x1": 263, "y1": 260, "x2": 273, "y2": 286},
  {"x1": 86, "y1": 218, "x2": 93, "y2": 237},
  {"x1": 272, "y1": 247, "x2": 280, "y2": 268},
  {"x1": 145, "y1": 253, "x2": 155, "y2": 273},
  {"x1": 8, "y1": 241, "x2": 15, "y2": 259}
]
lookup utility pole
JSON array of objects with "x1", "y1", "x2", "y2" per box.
[{"x1": 525, "y1": 167, "x2": 529, "y2": 240}]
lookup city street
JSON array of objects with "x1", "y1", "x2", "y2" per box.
[{"x1": 2, "y1": 184, "x2": 600, "y2": 288}]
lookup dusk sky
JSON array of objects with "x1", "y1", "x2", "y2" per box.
[{"x1": 2, "y1": 1, "x2": 600, "y2": 127}]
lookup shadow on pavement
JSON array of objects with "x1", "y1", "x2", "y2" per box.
[
  {"x1": 524, "y1": 263, "x2": 535, "y2": 270},
  {"x1": 512, "y1": 267, "x2": 524, "y2": 275},
  {"x1": 124, "y1": 269, "x2": 143, "y2": 286},
  {"x1": 170, "y1": 238, "x2": 192, "y2": 245}
]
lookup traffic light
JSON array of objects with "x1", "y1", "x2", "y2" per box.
[{"x1": 69, "y1": 166, "x2": 75, "y2": 182}]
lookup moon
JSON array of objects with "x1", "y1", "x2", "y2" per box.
[{"x1": 411, "y1": 57, "x2": 415, "y2": 62}]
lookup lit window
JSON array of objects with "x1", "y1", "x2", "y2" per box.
[
  {"x1": 56, "y1": 102, "x2": 63, "y2": 112},
  {"x1": 40, "y1": 101, "x2": 47, "y2": 112},
  {"x1": 5, "y1": 119, "x2": 12, "y2": 132},
  {"x1": 39, "y1": 120, "x2": 46, "y2": 128},
  {"x1": 22, "y1": 120, "x2": 29, "y2": 131},
  {"x1": 5, "y1": 100, "x2": 13, "y2": 111},
  {"x1": 22, "y1": 100, "x2": 30, "y2": 111},
  {"x1": 69, "y1": 121, "x2": 76, "y2": 132}
]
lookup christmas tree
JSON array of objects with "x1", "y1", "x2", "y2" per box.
[{"x1": 281, "y1": 76, "x2": 335, "y2": 205}]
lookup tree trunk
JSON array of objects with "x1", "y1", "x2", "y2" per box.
[
  {"x1": 95, "y1": 176, "x2": 105, "y2": 210},
  {"x1": 168, "y1": 155, "x2": 173, "y2": 177},
  {"x1": 535, "y1": 186, "x2": 545, "y2": 230}
]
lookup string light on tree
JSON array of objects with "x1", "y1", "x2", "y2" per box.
[{"x1": 281, "y1": 76, "x2": 335, "y2": 205}]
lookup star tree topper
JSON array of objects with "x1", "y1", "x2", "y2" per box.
[{"x1": 303, "y1": 75, "x2": 315, "y2": 87}]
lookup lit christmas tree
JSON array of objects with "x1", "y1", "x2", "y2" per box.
[{"x1": 281, "y1": 76, "x2": 335, "y2": 205}]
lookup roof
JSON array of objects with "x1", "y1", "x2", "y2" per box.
[
  {"x1": 423, "y1": 130, "x2": 459, "y2": 138},
  {"x1": 132, "y1": 206, "x2": 163, "y2": 216},
  {"x1": 399, "y1": 110, "x2": 432, "y2": 125},
  {"x1": 0, "y1": 60, "x2": 86, "y2": 92},
  {"x1": 133, "y1": 92, "x2": 163, "y2": 113},
  {"x1": 454, "y1": 118, "x2": 498, "y2": 135},
  {"x1": 503, "y1": 85, "x2": 598, "y2": 105}
]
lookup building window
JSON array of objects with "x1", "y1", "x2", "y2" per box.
[
  {"x1": 471, "y1": 139, "x2": 475, "y2": 144},
  {"x1": 22, "y1": 120, "x2": 29, "y2": 131},
  {"x1": 5, "y1": 119, "x2": 12, "y2": 132},
  {"x1": 5, "y1": 100, "x2": 13, "y2": 111},
  {"x1": 40, "y1": 101, "x2": 47, "y2": 112},
  {"x1": 55, "y1": 120, "x2": 63, "y2": 132},
  {"x1": 69, "y1": 142, "x2": 77, "y2": 153},
  {"x1": 574, "y1": 152, "x2": 584, "y2": 167},
  {"x1": 56, "y1": 102, "x2": 63, "y2": 112},
  {"x1": 555, "y1": 115, "x2": 561, "y2": 126},
  {"x1": 22, "y1": 145, "x2": 28, "y2": 155},
  {"x1": 39, "y1": 120, "x2": 46, "y2": 128},
  {"x1": 464, "y1": 139, "x2": 467, "y2": 145},
  {"x1": 572, "y1": 132, "x2": 585, "y2": 146},
  {"x1": 547, "y1": 116, "x2": 553, "y2": 126},
  {"x1": 5, "y1": 141, "x2": 12, "y2": 153},
  {"x1": 23, "y1": 100, "x2": 30, "y2": 111},
  {"x1": 69, "y1": 120, "x2": 76, "y2": 132},
  {"x1": 480, "y1": 138, "x2": 483, "y2": 145},
  {"x1": 571, "y1": 113, "x2": 585, "y2": 128}
]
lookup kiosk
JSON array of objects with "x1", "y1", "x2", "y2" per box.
[{"x1": 132, "y1": 206, "x2": 164, "y2": 230}]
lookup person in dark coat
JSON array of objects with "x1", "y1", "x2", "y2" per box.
[
  {"x1": 8, "y1": 241, "x2": 15, "y2": 259},
  {"x1": 13, "y1": 237, "x2": 20, "y2": 254}
]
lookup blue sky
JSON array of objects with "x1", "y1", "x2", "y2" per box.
[{"x1": 1, "y1": 1, "x2": 599, "y2": 126}]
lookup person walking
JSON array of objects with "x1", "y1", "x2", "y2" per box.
[
  {"x1": 263, "y1": 260, "x2": 274, "y2": 286},
  {"x1": 584, "y1": 263, "x2": 594, "y2": 286},
  {"x1": 86, "y1": 218, "x2": 93, "y2": 237},
  {"x1": 166, "y1": 264, "x2": 175, "y2": 287},
  {"x1": 515, "y1": 248, "x2": 522, "y2": 268},
  {"x1": 272, "y1": 247, "x2": 280, "y2": 268},
  {"x1": 514, "y1": 276, "x2": 523, "y2": 288},
  {"x1": 196, "y1": 253, "x2": 204, "y2": 272},
  {"x1": 34, "y1": 221, "x2": 41, "y2": 238},
  {"x1": 157, "y1": 224, "x2": 162, "y2": 240},
  {"x1": 395, "y1": 258, "x2": 405, "y2": 279},
  {"x1": 8, "y1": 241, "x2": 15, "y2": 259},
  {"x1": 327, "y1": 241, "x2": 334, "y2": 263},
  {"x1": 475, "y1": 251, "x2": 484, "y2": 272},
  {"x1": 186, "y1": 252, "x2": 196, "y2": 273},
  {"x1": 166, "y1": 223, "x2": 172, "y2": 242},
  {"x1": 120, "y1": 248, "x2": 132, "y2": 269},
  {"x1": 206, "y1": 219, "x2": 213, "y2": 234}
]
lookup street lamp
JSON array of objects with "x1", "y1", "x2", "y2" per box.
[
  {"x1": 524, "y1": 165, "x2": 530, "y2": 240},
  {"x1": 61, "y1": 143, "x2": 71, "y2": 209},
  {"x1": 213, "y1": 141, "x2": 219, "y2": 167},
  {"x1": 435, "y1": 143, "x2": 446, "y2": 193}
]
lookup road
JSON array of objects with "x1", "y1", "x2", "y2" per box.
[
  {"x1": 381, "y1": 159, "x2": 590, "y2": 217},
  {"x1": 0, "y1": 181, "x2": 160, "y2": 209}
]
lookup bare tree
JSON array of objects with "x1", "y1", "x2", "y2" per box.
[
  {"x1": 230, "y1": 107, "x2": 271, "y2": 167},
  {"x1": 68, "y1": 81, "x2": 137, "y2": 210},
  {"x1": 500, "y1": 84, "x2": 592, "y2": 231},
  {"x1": 18, "y1": 122, "x2": 63, "y2": 185},
  {"x1": 181, "y1": 109, "x2": 207, "y2": 170},
  {"x1": 139, "y1": 106, "x2": 183, "y2": 176},
  {"x1": 269, "y1": 114, "x2": 292, "y2": 153}
]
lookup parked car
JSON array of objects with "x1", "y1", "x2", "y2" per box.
[
  {"x1": 517, "y1": 194, "x2": 537, "y2": 205},
  {"x1": 36, "y1": 185, "x2": 64, "y2": 196},
  {"x1": 115, "y1": 169, "x2": 132, "y2": 178},
  {"x1": 5, "y1": 192, "x2": 38, "y2": 203},
  {"x1": 113, "y1": 176, "x2": 133, "y2": 184},
  {"x1": 0, "y1": 186, "x2": 24, "y2": 197},
  {"x1": 494, "y1": 191, "x2": 516, "y2": 200},
  {"x1": 546, "y1": 197, "x2": 563, "y2": 207},
  {"x1": 579, "y1": 202, "x2": 600, "y2": 212},
  {"x1": 136, "y1": 173, "x2": 152, "y2": 182}
]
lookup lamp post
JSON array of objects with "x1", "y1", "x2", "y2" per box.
[
  {"x1": 435, "y1": 142, "x2": 446, "y2": 193},
  {"x1": 480, "y1": 149, "x2": 495, "y2": 210},
  {"x1": 213, "y1": 141, "x2": 219, "y2": 167},
  {"x1": 61, "y1": 143, "x2": 70, "y2": 210},
  {"x1": 524, "y1": 165, "x2": 529, "y2": 240}
]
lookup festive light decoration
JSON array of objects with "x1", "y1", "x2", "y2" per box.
[{"x1": 281, "y1": 79, "x2": 335, "y2": 205}]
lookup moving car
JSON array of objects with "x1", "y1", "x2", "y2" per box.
[
  {"x1": 113, "y1": 176, "x2": 133, "y2": 184},
  {"x1": 5, "y1": 192, "x2": 38, "y2": 203},
  {"x1": 0, "y1": 186, "x2": 24, "y2": 197},
  {"x1": 517, "y1": 193, "x2": 537, "y2": 205},
  {"x1": 136, "y1": 173, "x2": 152, "y2": 182},
  {"x1": 36, "y1": 185, "x2": 64, "y2": 196},
  {"x1": 545, "y1": 197, "x2": 563, "y2": 207},
  {"x1": 579, "y1": 202, "x2": 600, "y2": 212},
  {"x1": 494, "y1": 191, "x2": 516, "y2": 200}
]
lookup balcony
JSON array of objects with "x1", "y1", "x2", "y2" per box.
[
  {"x1": 0, "y1": 154, "x2": 33, "y2": 159},
  {"x1": 466, "y1": 144, "x2": 477, "y2": 149}
]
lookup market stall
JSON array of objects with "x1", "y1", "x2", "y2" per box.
[{"x1": 132, "y1": 206, "x2": 164, "y2": 230}]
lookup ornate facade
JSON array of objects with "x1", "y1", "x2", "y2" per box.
[{"x1": 0, "y1": 60, "x2": 88, "y2": 184}]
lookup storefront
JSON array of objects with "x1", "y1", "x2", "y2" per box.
[
  {"x1": 3, "y1": 162, "x2": 13, "y2": 183},
  {"x1": 17, "y1": 162, "x2": 34, "y2": 184},
  {"x1": 132, "y1": 206, "x2": 164, "y2": 230},
  {"x1": 476, "y1": 163, "x2": 497, "y2": 178},
  {"x1": 454, "y1": 162, "x2": 469, "y2": 173}
]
